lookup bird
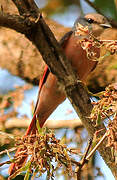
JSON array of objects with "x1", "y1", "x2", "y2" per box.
[{"x1": 9, "y1": 13, "x2": 111, "y2": 175}]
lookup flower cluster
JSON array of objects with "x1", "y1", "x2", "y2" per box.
[
  {"x1": 90, "y1": 84, "x2": 117, "y2": 126},
  {"x1": 9, "y1": 129, "x2": 73, "y2": 179},
  {"x1": 75, "y1": 23, "x2": 117, "y2": 60}
]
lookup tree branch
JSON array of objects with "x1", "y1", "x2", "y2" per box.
[
  {"x1": 4, "y1": 118, "x2": 83, "y2": 129},
  {"x1": 0, "y1": 12, "x2": 30, "y2": 34},
  {"x1": 0, "y1": 0, "x2": 116, "y2": 177},
  {"x1": 11, "y1": 0, "x2": 38, "y2": 15}
]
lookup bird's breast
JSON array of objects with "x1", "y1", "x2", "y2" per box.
[{"x1": 63, "y1": 34, "x2": 100, "y2": 82}]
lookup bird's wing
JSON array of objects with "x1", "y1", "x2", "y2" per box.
[
  {"x1": 39, "y1": 65, "x2": 50, "y2": 93},
  {"x1": 34, "y1": 65, "x2": 50, "y2": 113},
  {"x1": 60, "y1": 30, "x2": 73, "y2": 47},
  {"x1": 34, "y1": 30, "x2": 73, "y2": 113},
  {"x1": 38, "y1": 31, "x2": 73, "y2": 96},
  {"x1": 39, "y1": 31, "x2": 73, "y2": 91}
]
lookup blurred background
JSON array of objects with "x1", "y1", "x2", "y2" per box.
[{"x1": 0, "y1": 0, "x2": 117, "y2": 179}]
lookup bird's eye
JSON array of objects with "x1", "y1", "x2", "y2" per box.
[{"x1": 87, "y1": 18, "x2": 94, "y2": 24}]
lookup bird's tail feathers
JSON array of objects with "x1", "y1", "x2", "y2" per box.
[{"x1": 25, "y1": 114, "x2": 37, "y2": 135}]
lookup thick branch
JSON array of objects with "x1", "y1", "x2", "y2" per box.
[
  {"x1": 11, "y1": 0, "x2": 39, "y2": 15},
  {"x1": 0, "y1": 12, "x2": 30, "y2": 34},
  {"x1": 1, "y1": 0, "x2": 117, "y2": 177},
  {"x1": 5, "y1": 118, "x2": 83, "y2": 129}
]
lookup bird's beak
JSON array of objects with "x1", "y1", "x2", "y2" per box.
[{"x1": 100, "y1": 23, "x2": 112, "y2": 29}]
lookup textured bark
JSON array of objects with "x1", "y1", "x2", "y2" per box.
[
  {"x1": 0, "y1": 0, "x2": 117, "y2": 91},
  {"x1": 0, "y1": 0, "x2": 117, "y2": 178}
]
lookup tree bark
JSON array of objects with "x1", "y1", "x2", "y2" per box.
[
  {"x1": 0, "y1": 0, "x2": 117, "y2": 178},
  {"x1": 0, "y1": 0, "x2": 117, "y2": 91}
]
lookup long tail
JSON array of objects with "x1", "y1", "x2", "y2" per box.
[{"x1": 9, "y1": 114, "x2": 37, "y2": 175}]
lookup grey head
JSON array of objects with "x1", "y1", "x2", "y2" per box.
[{"x1": 73, "y1": 13, "x2": 111, "y2": 37}]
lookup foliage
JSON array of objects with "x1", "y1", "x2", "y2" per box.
[{"x1": 94, "y1": 0, "x2": 117, "y2": 20}]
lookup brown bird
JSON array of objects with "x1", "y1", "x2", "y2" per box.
[{"x1": 9, "y1": 13, "x2": 111, "y2": 175}]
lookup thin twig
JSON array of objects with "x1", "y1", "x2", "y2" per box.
[
  {"x1": 82, "y1": 138, "x2": 93, "y2": 160},
  {"x1": 75, "y1": 133, "x2": 107, "y2": 179},
  {"x1": 0, "y1": 147, "x2": 16, "y2": 156},
  {"x1": 71, "y1": 159, "x2": 81, "y2": 166},
  {"x1": 76, "y1": 138, "x2": 93, "y2": 180},
  {"x1": 86, "y1": 132, "x2": 107, "y2": 160},
  {"x1": 0, "y1": 131, "x2": 14, "y2": 139},
  {"x1": 0, "y1": 160, "x2": 12, "y2": 167}
]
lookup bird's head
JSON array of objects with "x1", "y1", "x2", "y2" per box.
[{"x1": 74, "y1": 13, "x2": 111, "y2": 37}]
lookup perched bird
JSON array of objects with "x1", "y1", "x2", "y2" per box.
[{"x1": 9, "y1": 13, "x2": 111, "y2": 175}]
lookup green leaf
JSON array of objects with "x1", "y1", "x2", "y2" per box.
[
  {"x1": 94, "y1": 0, "x2": 117, "y2": 20},
  {"x1": 24, "y1": 171, "x2": 30, "y2": 180},
  {"x1": 36, "y1": 118, "x2": 43, "y2": 134},
  {"x1": 24, "y1": 161, "x2": 32, "y2": 180},
  {"x1": 9, "y1": 161, "x2": 31, "y2": 180},
  {"x1": 96, "y1": 111, "x2": 101, "y2": 125},
  {"x1": 23, "y1": 161, "x2": 31, "y2": 171}
]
